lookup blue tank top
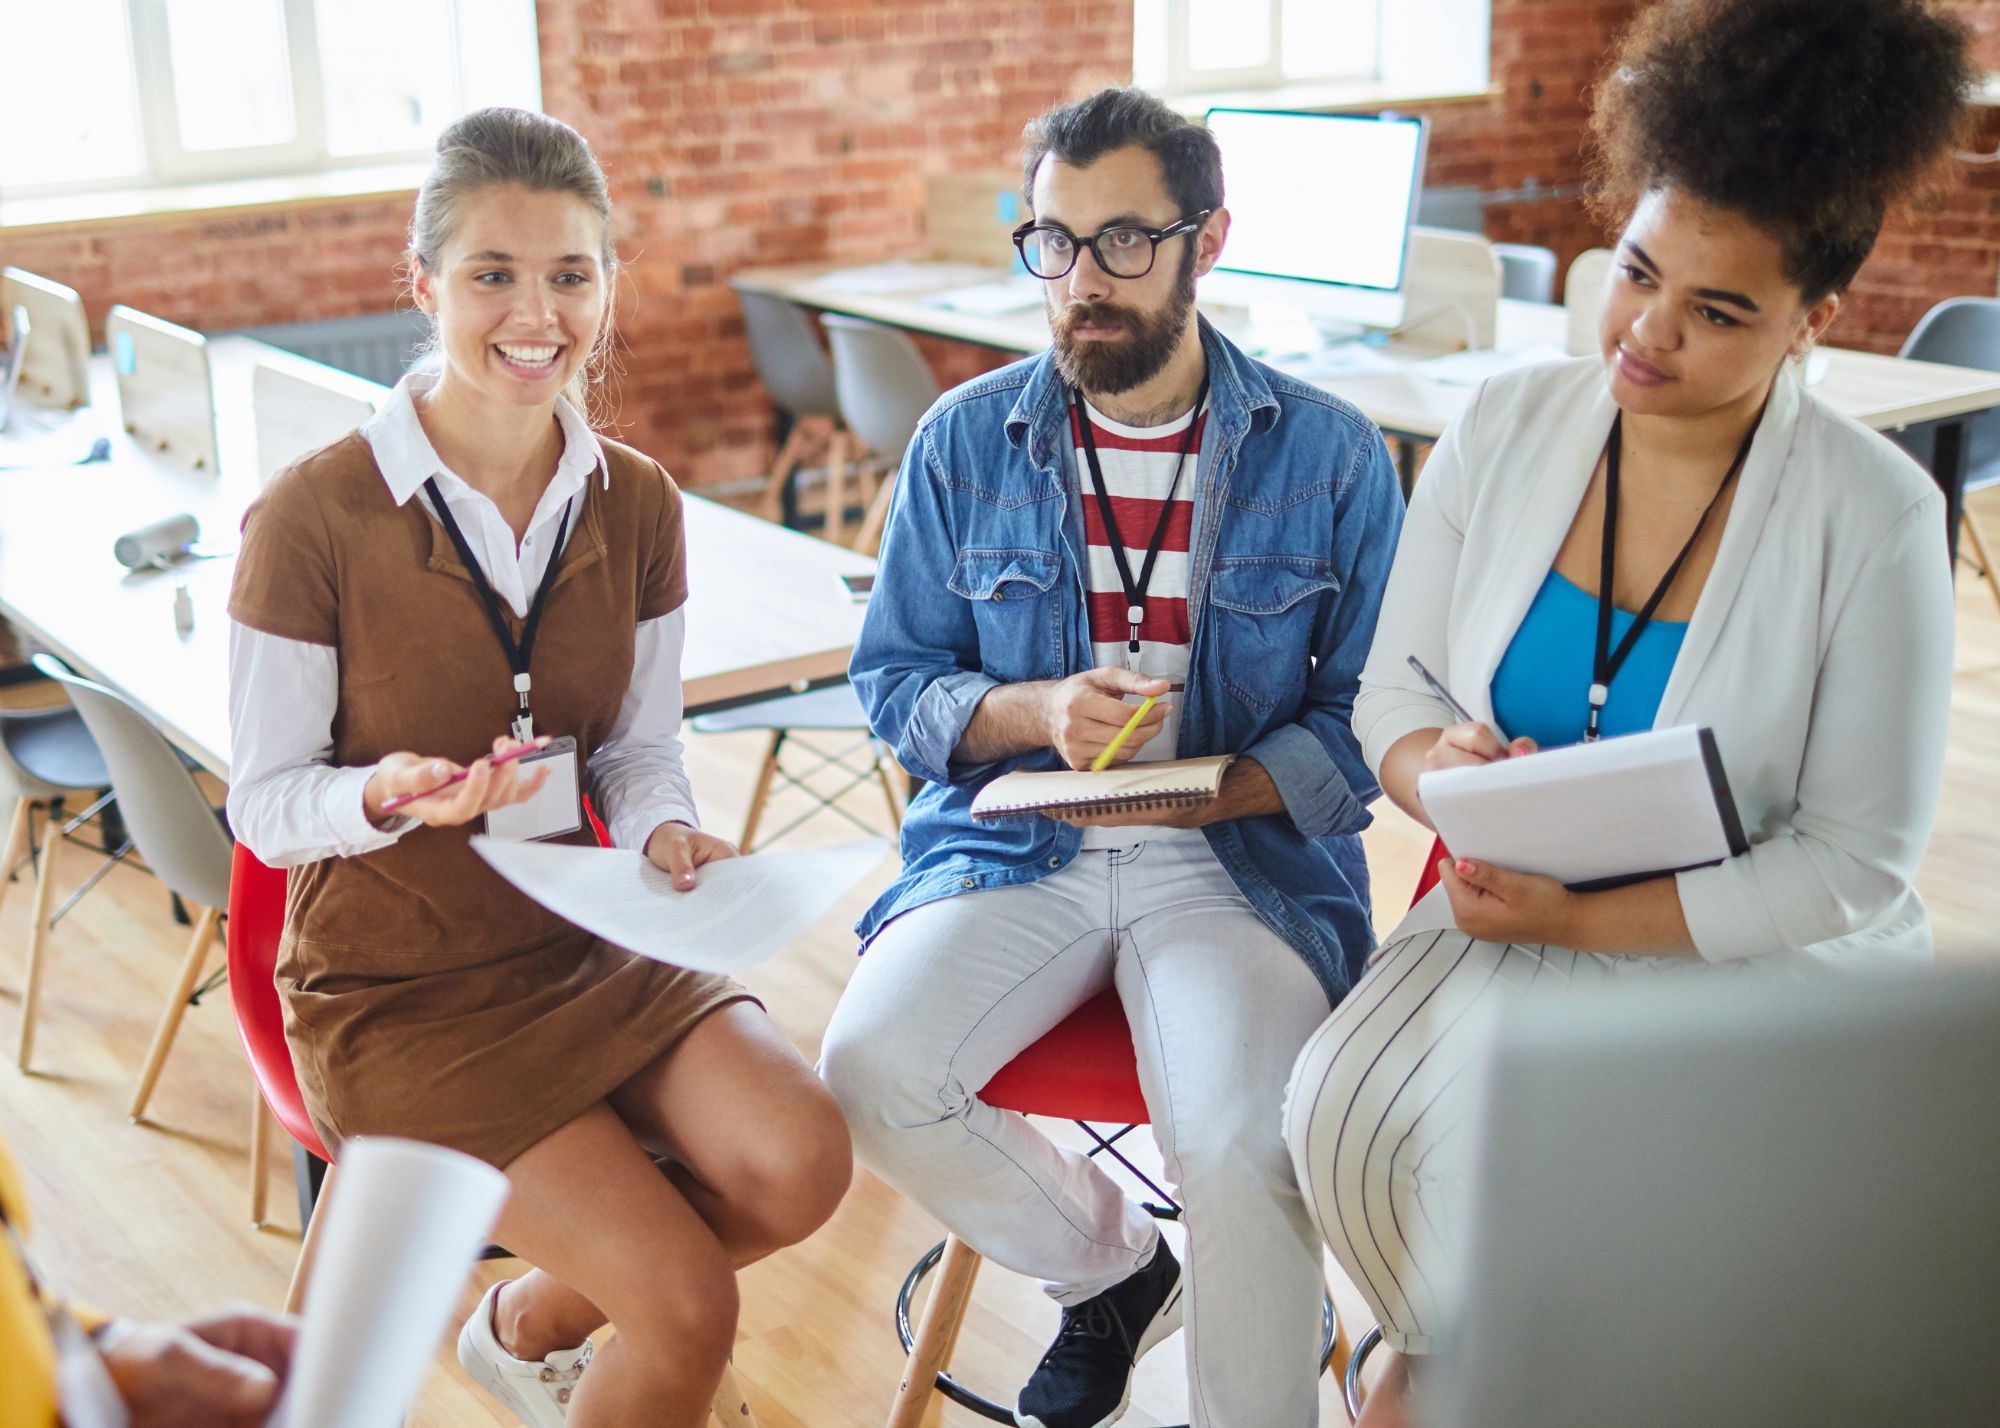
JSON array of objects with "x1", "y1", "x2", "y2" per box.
[{"x1": 1489, "y1": 570, "x2": 1688, "y2": 750}]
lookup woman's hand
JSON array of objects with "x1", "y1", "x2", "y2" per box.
[
  {"x1": 100, "y1": 1307, "x2": 297, "y2": 1428},
  {"x1": 1424, "y1": 721, "x2": 1537, "y2": 773},
  {"x1": 362, "y1": 736, "x2": 551, "y2": 829},
  {"x1": 644, "y1": 820, "x2": 739, "y2": 891},
  {"x1": 1439, "y1": 856, "x2": 1578, "y2": 946}
]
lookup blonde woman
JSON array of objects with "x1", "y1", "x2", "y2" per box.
[{"x1": 227, "y1": 108, "x2": 849, "y2": 1427}]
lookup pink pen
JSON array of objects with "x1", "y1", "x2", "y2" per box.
[{"x1": 378, "y1": 738, "x2": 547, "y2": 813}]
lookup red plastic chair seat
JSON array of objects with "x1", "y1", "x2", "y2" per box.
[
  {"x1": 226, "y1": 843, "x2": 330, "y2": 1162},
  {"x1": 976, "y1": 836, "x2": 1453, "y2": 1128}
]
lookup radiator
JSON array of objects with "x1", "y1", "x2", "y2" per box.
[{"x1": 225, "y1": 310, "x2": 432, "y2": 388}]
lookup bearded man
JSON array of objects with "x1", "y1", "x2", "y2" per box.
[{"x1": 822, "y1": 87, "x2": 1404, "y2": 1428}]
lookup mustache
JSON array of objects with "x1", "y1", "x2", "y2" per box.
[{"x1": 1053, "y1": 300, "x2": 1138, "y2": 338}]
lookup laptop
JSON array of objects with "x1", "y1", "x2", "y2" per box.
[{"x1": 1426, "y1": 968, "x2": 2000, "y2": 1428}]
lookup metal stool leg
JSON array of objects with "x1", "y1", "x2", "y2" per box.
[{"x1": 1344, "y1": 1324, "x2": 1385, "y2": 1423}]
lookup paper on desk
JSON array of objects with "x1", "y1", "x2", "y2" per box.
[
  {"x1": 272, "y1": 1137, "x2": 509, "y2": 1428},
  {"x1": 1415, "y1": 343, "x2": 1570, "y2": 386},
  {"x1": 472, "y1": 836, "x2": 891, "y2": 972}
]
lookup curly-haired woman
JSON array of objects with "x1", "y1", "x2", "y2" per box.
[{"x1": 1283, "y1": 2, "x2": 1974, "y2": 1420}]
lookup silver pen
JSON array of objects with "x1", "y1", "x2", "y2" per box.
[{"x1": 1406, "y1": 655, "x2": 1505, "y2": 738}]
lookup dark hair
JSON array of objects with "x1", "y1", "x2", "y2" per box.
[
  {"x1": 1021, "y1": 87, "x2": 1224, "y2": 217},
  {"x1": 1588, "y1": 0, "x2": 1975, "y2": 301}
]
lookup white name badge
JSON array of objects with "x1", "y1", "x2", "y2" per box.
[{"x1": 485, "y1": 734, "x2": 584, "y2": 843}]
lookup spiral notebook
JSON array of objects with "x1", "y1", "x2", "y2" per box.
[{"x1": 970, "y1": 755, "x2": 1234, "y2": 822}]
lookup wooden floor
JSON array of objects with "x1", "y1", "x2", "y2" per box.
[{"x1": 2, "y1": 507, "x2": 1997, "y2": 1426}]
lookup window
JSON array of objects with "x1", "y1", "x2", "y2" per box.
[
  {"x1": 0, "y1": 0, "x2": 540, "y2": 202},
  {"x1": 1136, "y1": 0, "x2": 1490, "y2": 103}
]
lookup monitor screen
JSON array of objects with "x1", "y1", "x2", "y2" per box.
[{"x1": 1206, "y1": 109, "x2": 1427, "y2": 293}]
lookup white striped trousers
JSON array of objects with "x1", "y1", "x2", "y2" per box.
[{"x1": 1283, "y1": 929, "x2": 1719, "y2": 1354}]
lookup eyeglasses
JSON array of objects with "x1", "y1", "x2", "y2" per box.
[{"x1": 1011, "y1": 210, "x2": 1213, "y2": 281}]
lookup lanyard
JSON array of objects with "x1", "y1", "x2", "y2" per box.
[
  {"x1": 1073, "y1": 377, "x2": 1209, "y2": 665},
  {"x1": 424, "y1": 478, "x2": 573, "y2": 742},
  {"x1": 1586, "y1": 410, "x2": 1758, "y2": 742}
]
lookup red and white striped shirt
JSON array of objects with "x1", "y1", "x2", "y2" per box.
[{"x1": 1072, "y1": 396, "x2": 1208, "y2": 810}]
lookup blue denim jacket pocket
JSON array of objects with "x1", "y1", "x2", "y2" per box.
[
  {"x1": 945, "y1": 548, "x2": 1065, "y2": 683},
  {"x1": 1207, "y1": 556, "x2": 1342, "y2": 712}
]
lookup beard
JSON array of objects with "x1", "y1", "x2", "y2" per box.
[{"x1": 1048, "y1": 246, "x2": 1198, "y2": 397}]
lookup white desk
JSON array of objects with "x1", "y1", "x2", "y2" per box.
[
  {"x1": 0, "y1": 338, "x2": 875, "y2": 779},
  {"x1": 735, "y1": 259, "x2": 2000, "y2": 554}
]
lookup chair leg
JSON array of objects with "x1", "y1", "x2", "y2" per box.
[
  {"x1": 855, "y1": 466, "x2": 896, "y2": 558},
  {"x1": 250, "y1": 1091, "x2": 276, "y2": 1228},
  {"x1": 824, "y1": 430, "x2": 853, "y2": 547},
  {"x1": 128, "y1": 904, "x2": 219, "y2": 1122},
  {"x1": 886, "y1": 1235, "x2": 983, "y2": 1428},
  {"x1": 738, "y1": 731, "x2": 785, "y2": 854},
  {"x1": 16, "y1": 818, "x2": 63, "y2": 1070},
  {"x1": 756, "y1": 423, "x2": 810, "y2": 525},
  {"x1": 284, "y1": 1160, "x2": 339, "y2": 1313},
  {"x1": 1962, "y1": 505, "x2": 2000, "y2": 618},
  {"x1": 709, "y1": 1358, "x2": 759, "y2": 1425},
  {"x1": 0, "y1": 796, "x2": 31, "y2": 940}
]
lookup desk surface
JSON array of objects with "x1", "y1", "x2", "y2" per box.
[
  {"x1": 0, "y1": 337, "x2": 874, "y2": 780},
  {"x1": 735, "y1": 259, "x2": 2000, "y2": 440}
]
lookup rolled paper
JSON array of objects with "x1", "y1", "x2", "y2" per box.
[{"x1": 112, "y1": 512, "x2": 199, "y2": 570}]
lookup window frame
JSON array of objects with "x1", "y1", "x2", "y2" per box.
[
  {"x1": 3, "y1": 0, "x2": 540, "y2": 203},
  {"x1": 1159, "y1": 0, "x2": 1381, "y2": 98}
]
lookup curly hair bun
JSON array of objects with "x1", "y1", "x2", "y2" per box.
[{"x1": 1589, "y1": 0, "x2": 1977, "y2": 297}]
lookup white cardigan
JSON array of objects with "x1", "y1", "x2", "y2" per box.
[{"x1": 1357, "y1": 356, "x2": 1953, "y2": 965}]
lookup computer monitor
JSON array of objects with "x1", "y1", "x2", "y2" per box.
[
  {"x1": 0, "y1": 305, "x2": 29, "y2": 431},
  {"x1": 1203, "y1": 108, "x2": 1427, "y2": 335}
]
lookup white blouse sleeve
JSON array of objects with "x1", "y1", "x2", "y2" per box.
[
  {"x1": 586, "y1": 607, "x2": 700, "y2": 851},
  {"x1": 225, "y1": 621, "x2": 415, "y2": 867}
]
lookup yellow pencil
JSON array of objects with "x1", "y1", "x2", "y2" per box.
[{"x1": 1090, "y1": 695, "x2": 1159, "y2": 772}]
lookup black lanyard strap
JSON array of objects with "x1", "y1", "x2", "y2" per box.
[
  {"x1": 1073, "y1": 376, "x2": 1209, "y2": 657},
  {"x1": 424, "y1": 477, "x2": 573, "y2": 726},
  {"x1": 1587, "y1": 409, "x2": 1758, "y2": 741}
]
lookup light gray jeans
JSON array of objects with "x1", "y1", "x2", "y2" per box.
[{"x1": 820, "y1": 835, "x2": 1334, "y2": 1428}]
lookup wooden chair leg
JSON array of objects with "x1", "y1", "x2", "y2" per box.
[
  {"x1": 284, "y1": 1161, "x2": 340, "y2": 1314},
  {"x1": 756, "y1": 423, "x2": 810, "y2": 525},
  {"x1": 855, "y1": 467, "x2": 897, "y2": 558},
  {"x1": 738, "y1": 731, "x2": 784, "y2": 854},
  {"x1": 249, "y1": 1091, "x2": 275, "y2": 1228},
  {"x1": 886, "y1": 1235, "x2": 983, "y2": 1428},
  {"x1": 128, "y1": 904, "x2": 219, "y2": 1122},
  {"x1": 824, "y1": 430, "x2": 853, "y2": 548},
  {"x1": 709, "y1": 1358, "x2": 759, "y2": 1425},
  {"x1": 0, "y1": 796, "x2": 31, "y2": 948},
  {"x1": 1962, "y1": 505, "x2": 2000, "y2": 617},
  {"x1": 16, "y1": 818, "x2": 62, "y2": 1070}
]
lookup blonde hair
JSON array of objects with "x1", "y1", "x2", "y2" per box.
[{"x1": 408, "y1": 107, "x2": 618, "y2": 417}]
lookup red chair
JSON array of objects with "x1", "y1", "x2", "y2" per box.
[
  {"x1": 227, "y1": 843, "x2": 338, "y2": 1312},
  {"x1": 886, "y1": 836, "x2": 1453, "y2": 1428}
]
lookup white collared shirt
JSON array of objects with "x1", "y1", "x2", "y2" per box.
[{"x1": 226, "y1": 371, "x2": 699, "y2": 866}]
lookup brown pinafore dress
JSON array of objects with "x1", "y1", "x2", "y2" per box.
[{"x1": 228, "y1": 432, "x2": 752, "y2": 1168}]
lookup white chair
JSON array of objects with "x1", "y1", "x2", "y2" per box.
[
  {"x1": 820, "y1": 314, "x2": 939, "y2": 554},
  {"x1": 1895, "y1": 295, "x2": 2000, "y2": 613},
  {"x1": 1563, "y1": 248, "x2": 1616, "y2": 356},
  {"x1": 735, "y1": 286, "x2": 848, "y2": 530},
  {"x1": 27, "y1": 655, "x2": 234, "y2": 1123}
]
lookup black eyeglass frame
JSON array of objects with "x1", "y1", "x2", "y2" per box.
[{"x1": 1010, "y1": 209, "x2": 1214, "y2": 281}]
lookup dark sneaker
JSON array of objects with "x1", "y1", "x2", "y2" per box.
[{"x1": 1015, "y1": 1239, "x2": 1184, "y2": 1428}]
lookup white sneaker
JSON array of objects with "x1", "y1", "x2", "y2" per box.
[{"x1": 456, "y1": 1279, "x2": 593, "y2": 1426}]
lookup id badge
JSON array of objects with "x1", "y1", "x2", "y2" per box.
[{"x1": 485, "y1": 734, "x2": 583, "y2": 842}]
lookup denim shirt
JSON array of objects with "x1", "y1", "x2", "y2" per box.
[{"x1": 849, "y1": 318, "x2": 1405, "y2": 1002}]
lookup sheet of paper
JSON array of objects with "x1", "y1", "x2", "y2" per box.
[
  {"x1": 1417, "y1": 725, "x2": 1737, "y2": 887},
  {"x1": 472, "y1": 837, "x2": 890, "y2": 973},
  {"x1": 807, "y1": 260, "x2": 996, "y2": 295},
  {"x1": 1415, "y1": 343, "x2": 1571, "y2": 386},
  {"x1": 273, "y1": 1138, "x2": 509, "y2": 1428}
]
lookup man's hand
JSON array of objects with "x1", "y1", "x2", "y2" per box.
[
  {"x1": 1044, "y1": 668, "x2": 1171, "y2": 771},
  {"x1": 644, "y1": 820, "x2": 739, "y2": 890},
  {"x1": 100, "y1": 1308, "x2": 297, "y2": 1428}
]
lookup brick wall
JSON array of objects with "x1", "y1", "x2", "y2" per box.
[{"x1": 4, "y1": 0, "x2": 1997, "y2": 487}]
